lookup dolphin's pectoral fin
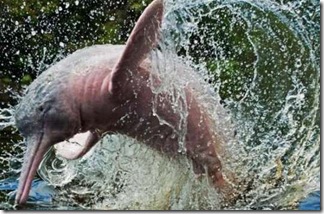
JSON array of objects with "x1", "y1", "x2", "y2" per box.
[
  {"x1": 109, "y1": 0, "x2": 164, "y2": 94},
  {"x1": 71, "y1": 130, "x2": 101, "y2": 159},
  {"x1": 54, "y1": 131, "x2": 101, "y2": 160}
]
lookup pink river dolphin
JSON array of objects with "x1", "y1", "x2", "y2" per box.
[{"x1": 14, "y1": 0, "x2": 233, "y2": 205}]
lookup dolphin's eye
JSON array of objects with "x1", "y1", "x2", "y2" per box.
[{"x1": 38, "y1": 106, "x2": 44, "y2": 112}]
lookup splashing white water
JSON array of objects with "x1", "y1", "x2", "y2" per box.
[{"x1": 0, "y1": 108, "x2": 15, "y2": 130}]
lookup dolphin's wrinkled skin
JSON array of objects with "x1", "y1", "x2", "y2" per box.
[{"x1": 14, "y1": 0, "x2": 231, "y2": 205}]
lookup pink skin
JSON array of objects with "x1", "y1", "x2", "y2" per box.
[
  {"x1": 54, "y1": 131, "x2": 98, "y2": 160},
  {"x1": 14, "y1": 0, "x2": 230, "y2": 205}
]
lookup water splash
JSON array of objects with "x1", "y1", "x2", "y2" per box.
[{"x1": 0, "y1": 108, "x2": 15, "y2": 131}]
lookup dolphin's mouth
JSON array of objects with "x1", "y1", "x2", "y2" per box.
[{"x1": 15, "y1": 133, "x2": 51, "y2": 205}]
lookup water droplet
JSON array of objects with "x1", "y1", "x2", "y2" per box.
[
  {"x1": 295, "y1": 58, "x2": 302, "y2": 68},
  {"x1": 280, "y1": 45, "x2": 287, "y2": 52}
]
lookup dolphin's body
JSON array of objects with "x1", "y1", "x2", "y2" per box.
[{"x1": 14, "y1": 0, "x2": 229, "y2": 205}]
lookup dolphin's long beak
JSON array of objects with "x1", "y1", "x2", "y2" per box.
[{"x1": 15, "y1": 134, "x2": 52, "y2": 205}]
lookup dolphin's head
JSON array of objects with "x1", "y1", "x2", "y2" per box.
[{"x1": 14, "y1": 73, "x2": 81, "y2": 205}]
